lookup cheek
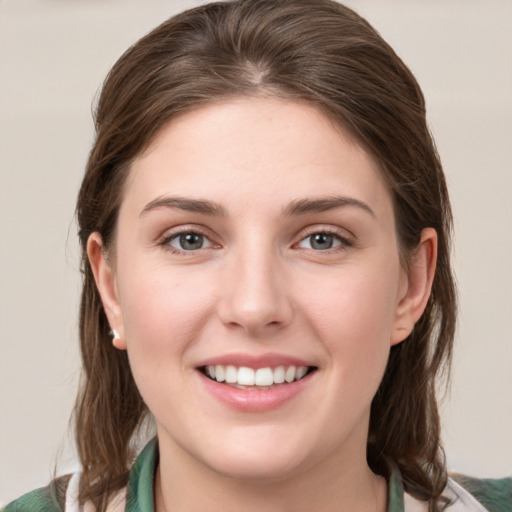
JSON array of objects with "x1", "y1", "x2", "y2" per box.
[
  {"x1": 119, "y1": 257, "x2": 210, "y2": 327},
  {"x1": 115, "y1": 273, "x2": 215, "y2": 421},
  {"x1": 116, "y1": 265, "x2": 216, "y2": 379},
  {"x1": 306, "y1": 265, "x2": 399, "y2": 335},
  {"x1": 300, "y1": 260, "x2": 401, "y2": 379}
]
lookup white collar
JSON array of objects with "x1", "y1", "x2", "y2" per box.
[{"x1": 404, "y1": 477, "x2": 489, "y2": 512}]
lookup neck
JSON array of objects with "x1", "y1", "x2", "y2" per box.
[{"x1": 154, "y1": 437, "x2": 387, "y2": 512}]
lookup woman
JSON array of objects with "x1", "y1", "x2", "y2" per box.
[{"x1": 3, "y1": 1, "x2": 510, "y2": 511}]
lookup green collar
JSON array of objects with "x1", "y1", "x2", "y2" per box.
[
  {"x1": 124, "y1": 438, "x2": 405, "y2": 512},
  {"x1": 125, "y1": 438, "x2": 158, "y2": 512},
  {"x1": 388, "y1": 464, "x2": 406, "y2": 511}
]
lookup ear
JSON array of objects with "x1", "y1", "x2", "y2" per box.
[
  {"x1": 87, "y1": 232, "x2": 127, "y2": 350},
  {"x1": 391, "y1": 228, "x2": 437, "y2": 346}
]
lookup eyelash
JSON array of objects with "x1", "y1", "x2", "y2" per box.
[
  {"x1": 294, "y1": 228, "x2": 353, "y2": 252},
  {"x1": 159, "y1": 227, "x2": 353, "y2": 255},
  {"x1": 160, "y1": 227, "x2": 214, "y2": 254}
]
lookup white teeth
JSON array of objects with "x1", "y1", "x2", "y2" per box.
[
  {"x1": 238, "y1": 367, "x2": 255, "y2": 385},
  {"x1": 296, "y1": 366, "x2": 308, "y2": 380},
  {"x1": 204, "y1": 364, "x2": 311, "y2": 386},
  {"x1": 285, "y1": 366, "x2": 296, "y2": 383},
  {"x1": 225, "y1": 365, "x2": 238, "y2": 383},
  {"x1": 255, "y1": 367, "x2": 274, "y2": 386},
  {"x1": 215, "y1": 365, "x2": 225, "y2": 382},
  {"x1": 273, "y1": 366, "x2": 285, "y2": 384}
]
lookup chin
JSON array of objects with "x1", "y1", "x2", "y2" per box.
[
  {"x1": 205, "y1": 452, "x2": 308, "y2": 484},
  {"x1": 192, "y1": 427, "x2": 318, "y2": 483}
]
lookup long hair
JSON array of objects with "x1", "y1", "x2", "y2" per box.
[{"x1": 75, "y1": 1, "x2": 456, "y2": 510}]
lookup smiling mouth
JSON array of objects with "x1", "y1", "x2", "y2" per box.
[{"x1": 199, "y1": 365, "x2": 317, "y2": 389}]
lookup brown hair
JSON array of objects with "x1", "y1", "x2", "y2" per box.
[{"x1": 75, "y1": 1, "x2": 456, "y2": 510}]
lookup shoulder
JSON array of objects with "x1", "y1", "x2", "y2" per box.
[
  {"x1": 448, "y1": 473, "x2": 512, "y2": 512},
  {"x1": 2, "y1": 439, "x2": 158, "y2": 512},
  {"x1": 2, "y1": 476, "x2": 70, "y2": 512},
  {"x1": 394, "y1": 464, "x2": 511, "y2": 512}
]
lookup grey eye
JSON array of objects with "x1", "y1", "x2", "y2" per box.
[
  {"x1": 309, "y1": 233, "x2": 334, "y2": 250},
  {"x1": 171, "y1": 232, "x2": 206, "y2": 250},
  {"x1": 297, "y1": 232, "x2": 343, "y2": 251}
]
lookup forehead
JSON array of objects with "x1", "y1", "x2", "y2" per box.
[{"x1": 124, "y1": 97, "x2": 392, "y2": 219}]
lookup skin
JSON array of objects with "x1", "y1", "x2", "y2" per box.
[{"x1": 88, "y1": 97, "x2": 437, "y2": 512}]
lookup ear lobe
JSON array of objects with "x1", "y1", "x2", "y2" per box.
[
  {"x1": 87, "y1": 232, "x2": 127, "y2": 350},
  {"x1": 391, "y1": 228, "x2": 437, "y2": 346}
]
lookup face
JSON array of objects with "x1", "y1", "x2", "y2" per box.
[{"x1": 90, "y1": 98, "x2": 434, "y2": 483}]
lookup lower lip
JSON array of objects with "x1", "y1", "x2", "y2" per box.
[{"x1": 198, "y1": 371, "x2": 315, "y2": 412}]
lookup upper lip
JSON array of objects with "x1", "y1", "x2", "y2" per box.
[{"x1": 196, "y1": 353, "x2": 317, "y2": 369}]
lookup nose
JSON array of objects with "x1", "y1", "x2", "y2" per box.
[{"x1": 217, "y1": 244, "x2": 293, "y2": 336}]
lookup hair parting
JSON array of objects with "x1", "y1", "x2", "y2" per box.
[{"x1": 75, "y1": 2, "x2": 456, "y2": 510}]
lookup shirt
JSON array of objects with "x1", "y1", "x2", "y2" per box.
[{"x1": 3, "y1": 438, "x2": 511, "y2": 512}]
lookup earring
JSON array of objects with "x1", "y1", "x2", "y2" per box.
[
  {"x1": 110, "y1": 329, "x2": 121, "y2": 341},
  {"x1": 109, "y1": 328, "x2": 126, "y2": 350}
]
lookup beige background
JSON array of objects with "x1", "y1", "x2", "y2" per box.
[{"x1": 1, "y1": 0, "x2": 511, "y2": 505}]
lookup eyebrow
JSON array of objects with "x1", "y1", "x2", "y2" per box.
[
  {"x1": 140, "y1": 194, "x2": 375, "y2": 219},
  {"x1": 283, "y1": 196, "x2": 375, "y2": 218},
  {"x1": 140, "y1": 196, "x2": 228, "y2": 217}
]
